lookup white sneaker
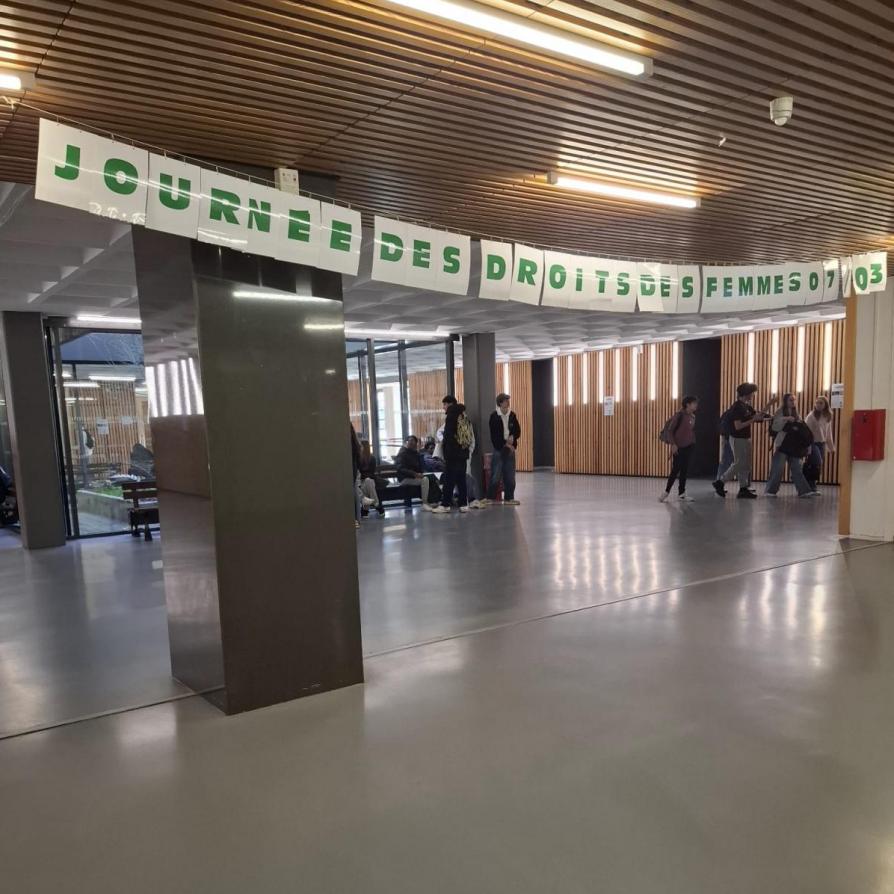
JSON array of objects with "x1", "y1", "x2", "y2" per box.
[
  {"x1": 658, "y1": 492, "x2": 670, "y2": 503},
  {"x1": 459, "y1": 506, "x2": 470, "y2": 513},
  {"x1": 469, "y1": 500, "x2": 482, "y2": 509},
  {"x1": 504, "y1": 499, "x2": 520, "y2": 506},
  {"x1": 678, "y1": 493, "x2": 694, "y2": 502},
  {"x1": 422, "y1": 503, "x2": 434, "y2": 512},
  {"x1": 478, "y1": 498, "x2": 492, "y2": 506},
  {"x1": 431, "y1": 505, "x2": 451, "y2": 514},
  {"x1": 764, "y1": 492, "x2": 777, "y2": 498},
  {"x1": 361, "y1": 496, "x2": 376, "y2": 508}
]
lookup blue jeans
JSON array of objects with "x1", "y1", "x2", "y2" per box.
[
  {"x1": 805, "y1": 442, "x2": 826, "y2": 491},
  {"x1": 765, "y1": 451, "x2": 811, "y2": 496},
  {"x1": 487, "y1": 449, "x2": 516, "y2": 500},
  {"x1": 716, "y1": 437, "x2": 734, "y2": 481}
]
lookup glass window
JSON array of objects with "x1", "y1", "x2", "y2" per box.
[
  {"x1": 404, "y1": 343, "x2": 449, "y2": 447},
  {"x1": 52, "y1": 328, "x2": 153, "y2": 536},
  {"x1": 374, "y1": 347, "x2": 403, "y2": 462}
]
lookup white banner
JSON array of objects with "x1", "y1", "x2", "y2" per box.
[
  {"x1": 478, "y1": 240, "x2": 513, "y2": 301},
  {"x1": 33, "y1": 118, "x2": 884, "y2": 310}
]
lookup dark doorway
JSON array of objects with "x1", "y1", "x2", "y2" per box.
[
  {"x1": 531, "y1": 359, "x2": 555, "y2": 468},
  {"x1": 681, "y1": 338, "x2": 722, "y2": 478}
]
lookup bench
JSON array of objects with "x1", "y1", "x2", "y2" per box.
[
  {"x1": 121, "y1": 480, "x2": 159, "y2": 541},
  {"x1": 374, "y1": 463, "x2": 438, "y2": 510}
]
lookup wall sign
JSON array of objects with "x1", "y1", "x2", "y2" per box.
[
  {"x1": 831, "y1": 383, "x2": 845, "y2": 410},
  {"x1": 34, "y1": 118, "x2": 888, "y2": 312},
  {"x1": 603, "y1": 396, "x2": 615, "y2": 417}
]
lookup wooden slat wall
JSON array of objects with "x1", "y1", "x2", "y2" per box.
[
  {"x1": 455, "y1": 361, "x2": 533, "y2": 471},
  {"x1": 720, "y1": 320, "x2": 846, "y2": 484},
  {"x1": 555, "y1": 344, "x2": 676, "y2": 476},
  {"x1": 407, "y1": 369, "x2": 449, "y2": 440},
  {"x1": 65, "y1": 382, "x2": 150, "y2": 470}
]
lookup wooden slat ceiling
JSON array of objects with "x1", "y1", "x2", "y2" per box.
[{"x1": 1, "y1": 0, "x2": 893, "y2": 265}]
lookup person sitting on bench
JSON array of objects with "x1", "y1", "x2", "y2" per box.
[
  {"x1": 395, "y1": 436, "x2": 431, "y2": 507},
  {"x1": 358, "y1": 439, "x2": 386, "y2": 517}
]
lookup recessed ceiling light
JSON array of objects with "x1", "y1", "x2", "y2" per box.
[
  {"x1": 344, "y1": 327, "x2": 448, "y2": 340},
  {"x1": 547, "y1": 172, "x2": 700, "y2": 209},
  {"x1": 383, "y1": 0, "x2": 651, "y2": 77},
  {"x1": 75, "y1": 314, "x2": 141, "y2": 327},
  {"x1": 0, "y1": 72, "x2": 35, "y2": 92}
]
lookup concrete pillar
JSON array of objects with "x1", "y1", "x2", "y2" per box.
[
  {"x1": 840, "y1": 282, "x2": 894, "y2": 540},
  {"x1": 132, "y1": 230, "x2": 364, "y2": 715},
  {"x1": 462, "y1": 333, "x2": 496, "y2": 483},
  {"x1": 0, "y1": 312, "x2": 67, "y2": 549}
]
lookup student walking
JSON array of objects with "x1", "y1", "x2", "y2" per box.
[
  {"x1": 659, "y1": 396, "x2": 698, "y2": 502},
  {"x1": 487, "y1": 393, "x2": 522, "y2": 505},
  {"x1": 804, "y1": 395, "x2": 835, "y2": 492},
  {"x1": 764, "y1": 393, "x2": 815, "y2": 497},
  {"x1": 433, "y1": 401, "x2": 472, "y2": 513},
  {"x1": 712, "y1": 383, "x2": 773, "y2": 499}
]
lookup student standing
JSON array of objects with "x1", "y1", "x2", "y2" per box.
[
  {"x1": 487, "y1": 393, "x2": 522, "y2": 505},
  {"x1": 764, "y1": 394, "x2": 815, "y2": 497},
  {"x1": 804, "y1": 395, "x2": 835, "y2": 493},
  {"x1": 660, "y1": 396, "x2": 698, "y2": 502},
  {"x1": 350, "y1": 424, "x2": 362, "y2": 528},
  {"x1": 712, "y1": 383, "x2": 772, "y2": 499},
  {"x1": 433, "y1": 401, "x2": 471, "y2": 513}
]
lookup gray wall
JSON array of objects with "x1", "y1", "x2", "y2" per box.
[{"x1": 0, "y1": 312, "x2": 66, "y2": 548}]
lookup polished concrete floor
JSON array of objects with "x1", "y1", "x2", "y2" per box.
[
  {"x1": 0, "y1": 474, "x2": 856, "y2": 736},
  {"x1": 2, "y1": 536, "x2": 894, "y2": 892}
]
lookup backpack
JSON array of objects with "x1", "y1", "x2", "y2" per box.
[
  {"x1": 84, "y1": 429, "x2": 95, "y2": 450},
  {"x1": 455, "y1": 413, "x2": 474, "y2": 450},
  {"x1": 718, "y1": 406, "x2": 736, "y2": 437},
  {"x1": 659, "y1": 411, "x2": 683, "y2": 445},
  {"x1": 779, "y1": 421, "x2": 813, "y2": 459}
]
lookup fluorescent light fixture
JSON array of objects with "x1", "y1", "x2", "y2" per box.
[
  {"x1": 566, "y1": 356, "x2": 574, "y2": 405},
  {"x1": 649, "y1": 343, "x2": 657, "y2": 400},
  {"x1": 671, "y1": 341, "x2": 679, "y2": 400},
  {"x1": 597, "y1": 351, "x2": 605, "y2": 404},
  {"x1": 383, "y1": 0, "x2": 651, "y2": 77},
  {"x1": 63, "y1": 381, "x2": 100, "y2": 389},
  {"x1": 75, "y1": 314, "x2": 141, "y2": 327},
  {"x1": 770, "y1": 328, "x2": 780, "y2": 394},
  {"x1": 145, "y1": 365, "x2": 159, "y2": 418},
  {"x1": 344, "y1": 327, "x2": 447, "y2": 340},
  {"x1": 179, "y1": 359, "x2": 192, "y2": 416},
  {"x1": 630, "y1": 350, "x2": 638, "y2": 401},
  {"x1": 305, "y1": 322, "x2": 345, "y2": 331},
  {"x1": 548, "y1": 172, "x2": 699, "y2": 209},
  {"x1": 157, "y1": 363, "x2": 169, "y2": 417},
  {"x1": 796, "y1": 325, "x2": 806, "y2": 393},
  {"x1": 232, "y1": 290, "x2": 332, "y2": 303},
  {"x1": 746, "y1": 332, "x2": 756, "y2": 382},
  {"x1": 88, "y1": 374, "x2": 137, "y2": 383},
  {"x1": 823, "y1": 322, "x2": 833, "y2": 390},
  {"x1": 552, "y1": 357, "x2": 559, "y2": 407},
  {"x1": 0, "y1": 72, "x2": 34, "y2": 91},
  {"x1": 65, "y1": 397, "x2": 96, "y2": 403},
  {"x1": 502, "y1": 362, "x2": 510, "y2": 396},
  {"x1": 613, "y1": 349, "x2": 622, "y2": 401},
  {"x1": 169, "y1": 360, "x2": 183, "y2": 415},
  {"x1": 582, "y1": 353, "x2": 589, "y2": 405}
]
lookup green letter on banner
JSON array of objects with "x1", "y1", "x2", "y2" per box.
[
  {"x1": 210, "y1": 188, "x2": 241, "y2": 224},
  {"x1": 773, "y1": 274, "x2": 784, "y2": 294},
  {"x1": 55, "y1": 144, "x2": 81, "y2": 181},
  {"x1": 660, "y1": 276, "x2": 671, "y2": 298},
  {"x1": 287, "y1": 209, "x2": 311, "y2": 242},
  {"x1": 442, "y1": 245, "x2": 461, "y2": 274},
  {"x1": 681, "y1": 276, "x2": 694, "y2": 299},
  {"x1": 617, "y1": 272, "x2": 630, "y2": 296},
  {"x1": 412, "y1": 239, "x2": 431, "y2": 269},
  {"x1": 788, "y1": 272, "x2": 801, "y2": 292},
  {"x1": 871, "y1": 263, "x2": 883, "y2": 285},
  {"x1": 855, "y1": 266, "x2": 868, "y2": 291},
  {"x1": 757, "y1": 276, "x2": 771, "y2": 295},
  {"x1": 104, "y1": 158, "x2": 139, "y2": 195},
  {"x1": 380, "y1": 233, "x2": 403, "y2": 261},
  {"x1": 595, "y1": 270, "x2": 609, "y2": 294},
  {"x1": 330, "y1": 220, "x2": 352, "y2": 251},
  {"x1": 809, "y1": 271, "x2": 820, "y2": 290},
  {"x1": 517, "y1": 258, "x2": 538, "y2": 285},
  {"x1": 738, "y1": 276, "x2": 753, "y2": 296},
  {"x1": 247, "y1": 199, "x2": 271, "y2": 233},
  {"x1": 640, "y1": 274, "x2": 655, "y2": 296},
  {"x1": 705, "y1": 277, "x2": 718, "y2": 297},
  {"x1": 486, "y1": 255, "x2": 506, "y2": 280},
  {"x1": 158, "y1": 173, "x2": 191, "y2": 210},
  {"x1": 723, "y1": 277, "x2": 733, "y2": 298},
  {"x1": 549, "y1": 264, "x2": 567, "y2": 290}
]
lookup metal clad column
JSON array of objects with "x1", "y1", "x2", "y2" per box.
[{"x1": 462, "y1": 333, "x2": 496, "y2": 485}]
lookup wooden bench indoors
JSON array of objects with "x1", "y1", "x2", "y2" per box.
[{"x1": 121, "y1": 480, "x2": 159, "y2": 541}]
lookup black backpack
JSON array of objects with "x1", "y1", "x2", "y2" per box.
[
  {"x1": 659, "y1": 411, "x2": 683, "y2": 444},
  {"x1": 779, "y1": 421, "x2": 814, "y2": 459},
  {"x1": 718, "y1": 406, "x2": 735, "y2": 437}
]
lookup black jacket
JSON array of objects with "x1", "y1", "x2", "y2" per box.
[
  {"x1": 442, "y1": 403, "x2": 470, "y2": 464},
  {"x1": 489, "y1": 409, "x2": 521, "y2": 453},
  {"x1": 395, "y1": 446, "x2": 424, "y2": 479},
  {"x1": 358, "y1": 454, "x2": 377, "y2": 480}
]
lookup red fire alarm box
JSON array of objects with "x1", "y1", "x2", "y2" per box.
[{"x1": 852, "y1": 409, "x2": 886, "y2": 461}]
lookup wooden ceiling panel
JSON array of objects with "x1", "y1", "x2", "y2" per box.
[{"x1": 0, "y1": 0, "x2": 892, "y2": 266}]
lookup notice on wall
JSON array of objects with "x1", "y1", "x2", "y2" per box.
[
  {"x1": 120, "y1": 415, "x2": 135, "y2": 426},
  {"x1": 95, "y1": 418, "x2": 110, "y2": 436},
  {"x1": 831, "y1": 383, "x2": 844, "y2": 410},
  {"x1": 603, "y1": 396, "x2": 615, "y2": 417}
]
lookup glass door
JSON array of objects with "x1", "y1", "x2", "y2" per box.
[{"x1": 47, "y1": 323, "x2": 153, "y2": 537}]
